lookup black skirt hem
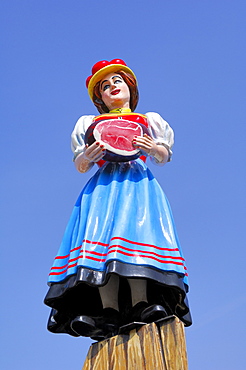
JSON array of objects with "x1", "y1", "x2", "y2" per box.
[{"x1": 44, "y1": 261, "x2": 192, "y2": 335}]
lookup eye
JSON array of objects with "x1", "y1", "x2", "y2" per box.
[
  {"x1": 114, "y1": 79, "x2": 122, "y2": 84},
  {"x1": 102, "y1": 84, "x2": 110, "y2": 91}
]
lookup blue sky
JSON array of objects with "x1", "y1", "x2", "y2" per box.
[{"x1": 1, "y1": 1, "x2": 246, "y2": 369}]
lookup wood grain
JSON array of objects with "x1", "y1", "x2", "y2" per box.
[{"x1": 82, "y1": 316, "x2": 188, "y2": 370}]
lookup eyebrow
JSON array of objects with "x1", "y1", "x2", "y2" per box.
[{"x1": 100, "y1": 75, "x2": 122, "y2": 89}]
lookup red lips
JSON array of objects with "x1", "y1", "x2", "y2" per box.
[{"x1": 111, "y1": 89, "x2": 120, "y2": 95}]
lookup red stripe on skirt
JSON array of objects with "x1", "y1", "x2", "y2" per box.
[
  {"x1": 108, "y1": 244, "x2": 185, "y2": 261},
  {"x1": 108, "y1": 249, "x2": 186, "y2": 267},
  {"x1": 49, "y1": 248, "x2": 187, "y2": 276},
  {"x1": 111, "y1": 236, "x2": 179, "y2": 251},
  {"x1": 54, "y1": 236, "x2": 180, "y2": 261}
]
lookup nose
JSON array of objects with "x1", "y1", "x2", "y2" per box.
[{"x1": 110, "y1": 81, "x2": 116, "y2": 90}]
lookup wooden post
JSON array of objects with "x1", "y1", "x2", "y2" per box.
[{"x1": 82, "y1": 316, "x2": 188, "y2": 370}]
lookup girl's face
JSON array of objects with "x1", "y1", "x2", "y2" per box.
[{"x1": 100, "y1": 72, "x2": 130, "y2": 111}]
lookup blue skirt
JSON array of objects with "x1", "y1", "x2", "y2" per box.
[{"x1": 45, "y1": 159, "x2": 191, "y2": 333}]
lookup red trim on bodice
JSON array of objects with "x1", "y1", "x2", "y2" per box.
[{"x1": 93, "y1": 113, "x2": 149, "y2": 127}]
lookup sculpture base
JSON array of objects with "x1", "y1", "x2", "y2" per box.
[{"x1": 82, "y1": 316, "x2": 188, "y2": 370}]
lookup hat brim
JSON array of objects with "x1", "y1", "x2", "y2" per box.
[{"x1": 88, "y1": 64, "x2": 137, "y2": 101}]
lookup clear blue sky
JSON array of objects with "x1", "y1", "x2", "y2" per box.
[{"x1": 1, "y1": 1, "x2": 246, "y2": 369}]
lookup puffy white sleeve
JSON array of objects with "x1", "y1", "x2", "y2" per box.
[
  {"x1": 71, "y1": 115, "x2": 95, "y2": 161},
  {"x1": 145, "y1": 112, "x2": 174, "y2": 162}
]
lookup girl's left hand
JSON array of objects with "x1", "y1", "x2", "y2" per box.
[{"x1": 132, "y1": 134, "x2": 158, "y2": 157}]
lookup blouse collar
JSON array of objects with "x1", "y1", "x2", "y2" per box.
[{"x1": 109, "y1": 108, "x2": 132, "y2": 113}]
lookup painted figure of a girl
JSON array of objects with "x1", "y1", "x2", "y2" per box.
[{"x1": 44, "y1": 59, "x2": 192, "y2": 340}]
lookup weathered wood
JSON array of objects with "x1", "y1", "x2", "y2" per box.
[
  {"x1": 82, "y1": 316, "x2": 188, "y2": 370},
  {"x1": 159, "y1": 317, "x2": 188, "y2": 370}
]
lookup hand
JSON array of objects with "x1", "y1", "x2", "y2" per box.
[
  {"x1": 75, "y1": 141, "x2": 106, "y2": 173},
  {"x1": 132, "y1": 134, "x2": 169, "y2": 164},
  {"x1": 132, "y1": 134, "x2": 158, "y2": 157},
  {"x1": 84, "y1": 141, "x2": 106, "y2": 163}
]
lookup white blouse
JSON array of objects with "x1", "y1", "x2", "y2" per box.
[{"x1": 71, "y1": 112, "x2": 174, "y2": 164}]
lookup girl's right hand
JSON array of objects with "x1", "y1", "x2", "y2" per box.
[
  {"x1": 84, "y1": 141, "x2": 105, "y2": 163},
  {"x1": 75, "y1": 141, "x2": 106, "y2": 173}
]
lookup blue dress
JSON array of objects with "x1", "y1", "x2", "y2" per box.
[{"x1": 44, "y1": 112, "x2": 192, "y2": 336}]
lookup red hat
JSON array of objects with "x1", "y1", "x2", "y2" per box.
[{"x1": 86, "y1": 59, "x2": 137, "y2": 100}]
